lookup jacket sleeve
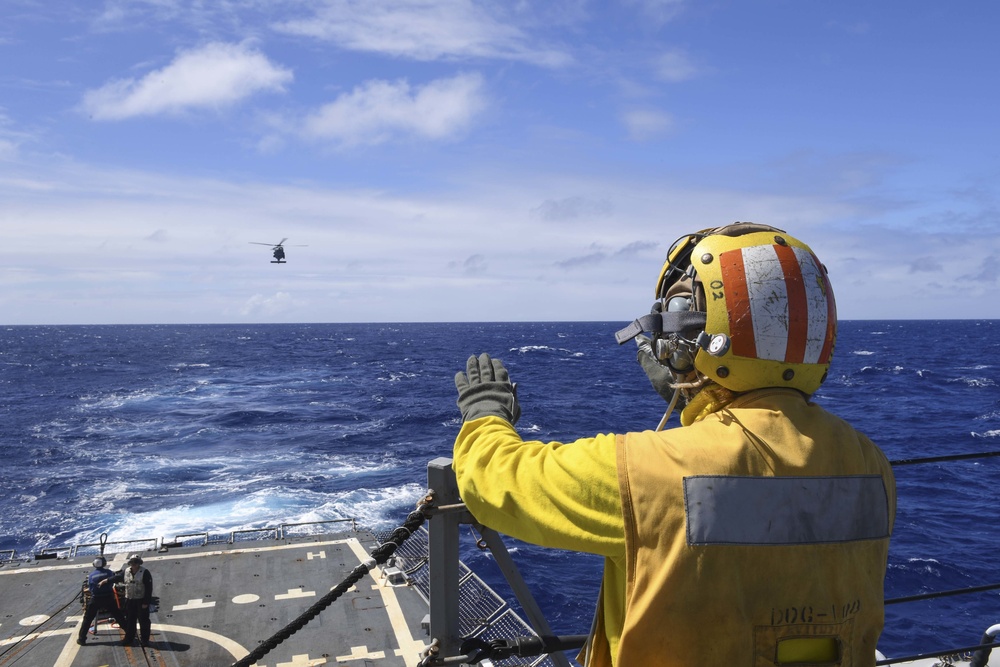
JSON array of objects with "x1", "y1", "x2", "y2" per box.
[
  {"x1": 452, "y1": 415, "x2": 625, "y2": 559},
  {"x1": 143, "y1": 570, "x2": 153, "y2": 603}
]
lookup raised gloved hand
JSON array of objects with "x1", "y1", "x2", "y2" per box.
[
  {"x1": 636, "y1": 334, "x2": 676, "y2": 403},
  {"x1": 455, "y1": 353, "x2": 521, "y2": 425}
]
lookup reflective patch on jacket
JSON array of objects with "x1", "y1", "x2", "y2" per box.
[
  {"x1": 684, "y1": 474, "x2": 890, "y2": 545},
  {"x1": 124, "y1": 567, "x2": 147, "y2": 600}
]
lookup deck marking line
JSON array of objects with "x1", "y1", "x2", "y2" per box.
[
  {"x1": 344, "y1": 538, "x2": 427, "y2": 667},
  {"x1": 275, "y1": 588, "x2": 316, "y2": 600},
  {"x1": 1, "y1": 626, "x2": 72, "y2": 646},
  {"x1": 149, "y1": 622, "x2": 251, "y2": 661},
  {"x1": 172, "y1": 598, "x2": 217, "y2": 611},
  {"x1": 336, "y1": 645, "x2": 385, "y2": 661},
  {"x1": 6, "y1": 617, "x2": 260, "y2": 666},
  {"x1": 306, "y1": 551, "x2": 326, "y2": 560},
  {"x1": 52, "y1": 620, "x2": 83, "y2": 667},
  {"x1": 278, "y1": 654, "x2": 329, "y2": 666}
]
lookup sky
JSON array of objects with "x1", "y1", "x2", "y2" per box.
[{"x1": 2, "y1": 1, "x2": 998, "y2": 325}]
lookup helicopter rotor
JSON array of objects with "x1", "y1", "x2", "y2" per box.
[{"x1": 249, "y1": 238, "x2": 306, "y2": 249}]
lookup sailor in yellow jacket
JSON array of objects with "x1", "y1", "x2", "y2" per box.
[{"x1": 453, "y1": 223, "x2": 896, "y2": 667}]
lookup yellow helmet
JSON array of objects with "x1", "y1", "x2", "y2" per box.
[{"x1": 617, "y1": 223, "x2": 837, "y2": 394}]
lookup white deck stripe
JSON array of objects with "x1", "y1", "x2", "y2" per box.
[
  {"x1": 152, "y1": 623, "x2": 253, "y2": 662},
  {"x1": 344, "y1": 538, "x2": 427, "y2": 667},
  {"x1": 3, "y1": 626, "x2": 72, "y2": 647},
  {"x1": 48, "y1": 623, "x2": 253, "y2": 666},
  {"x1": 51, "y1": 627, "x2": 80, "y2": 667}
]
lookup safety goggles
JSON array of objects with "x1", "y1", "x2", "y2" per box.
[
  {"x1": 653, "y1": 230, "x2": 712, "y2": 300},
  {"x1": 616, "y1": 228, "x2": 723, "y2": 346}
]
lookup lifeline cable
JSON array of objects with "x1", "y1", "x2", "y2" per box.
[
  {"x1": 458, "y1": 634, "x2": 589, "y2": 664},
  {"x1": 230, "y1": 501, "x2": 432, "y2": 667},
  {"x1": 890, "y1": 449, "x2": 1000, "y2": 466},
  {"x1": 228, "y1": 448, "x2": 999, "y2": 666},
  {"x1": 0, "y1": 590, "x2": 81, "y2": 665},
  {"x1": 875, "y1": 639, "x2": 998, "y2": 666},
  {"x1": 885, "y1": 581, "x2": 1000, "y2": 605}
]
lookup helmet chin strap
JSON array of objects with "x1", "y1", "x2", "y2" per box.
[{"x1": 614, "y1": 310, "x2": 707, "y2": 345}]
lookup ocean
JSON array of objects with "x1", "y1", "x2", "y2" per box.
[{"x1": 1, "y1": 321, "x2": 998, "y2": 661}]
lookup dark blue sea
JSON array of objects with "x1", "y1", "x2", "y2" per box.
[{"x1": 2, "y1": 321, "x2": 998, "y2": 660}]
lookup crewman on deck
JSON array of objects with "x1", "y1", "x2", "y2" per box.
[
  {"x1": 102, "y1": 554, "x2": 153, "y2": 647},
  {"x1": 453, "y1": 223, "x2": 896, "y2": 667},
  {"x1": 77, "y1": 556, "x2": 125, "y2": 646}
]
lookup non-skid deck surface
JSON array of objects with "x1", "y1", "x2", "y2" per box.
[{"x1": 0, "y1": 531, "x2": 430, "y2": 667}]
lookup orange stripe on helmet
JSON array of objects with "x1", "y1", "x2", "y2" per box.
[
  {"x1": 773, "y1": 243, "x2": 808, "y2": 364},
  {"x1": 720, "y1": 248, "x2": 757, "y2": 358}
]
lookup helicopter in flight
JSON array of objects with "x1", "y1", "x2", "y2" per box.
[{"x1": 249, "y1": 238, "x2": 307, "y2": 263}]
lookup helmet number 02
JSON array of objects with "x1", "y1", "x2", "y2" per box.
[{"x1": 710, "y1": 280, "x2": 724, "y2": 301}]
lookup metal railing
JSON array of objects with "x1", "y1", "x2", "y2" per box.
[
  {"x1": 426, "y1": 457, "x2": 574, "y2": 667},
  {"x1": 4, "y1": 518, "x2": 361, "y2": 563}
]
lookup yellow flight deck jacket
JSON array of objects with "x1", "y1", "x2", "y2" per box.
[{"x1": 452, "y1": 388, "x2": 896, "y2": 667}]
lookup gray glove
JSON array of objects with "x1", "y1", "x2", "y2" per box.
[
  {"x1": 636, "y1": 334, "x2": 676, "y2": 403},
  {"x1": 455, "y1": 353, "x2": 521, "y2": 425}
]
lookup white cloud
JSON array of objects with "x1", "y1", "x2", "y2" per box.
[
  {"x1": 81, "y1": 42, "x2": 293, "y2": 120},
  {"x1": 908, "y1": 256, "x2": 943, "y2": 273},
  {"x1": 302, "y1": 73, "x2": 487, "y2": 146},
  {"x1": 622, "y1": 0, "x2": 685, "y2": 25},
  {"x1": 555, "y1": 240, "x2": 659, "y2": 269},
  {"x1": 241, "y1": 292, "x2": 299, "y2": 317},
  {"x1": 621, "y1": 109, "x2": 674, "y2": 141},
  {"x1": 273, "y1": 0, "x2": 571, "y2": 67},
  {"x1": 93, "y1": 0, "x2": 228, "y2": 29},
  {"x1": 0, "y1": 111, "x2": 24, "y2": 160},
  {"x1": 4, "y1": 146, "x2": 998, "y2": 323},
  {"x1": 654, "y1": 49, "x2": 700, "y2": 83},
  {"x1": 532, "y1": 196, "x2": 614, "y2": 222},
  {"x1": 959, "y1": 253, "x2": 1000, "y2": 284},
  {"x1": 449, "y1": 253, "x2": 488, "y2": 275},
  {"x1": 0, "y1": 138, "x2": 17, "y2": 161}
]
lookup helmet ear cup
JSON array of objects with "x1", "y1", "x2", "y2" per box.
[{"x1": 654, "y1": 293, "x2": 700, "y2": 373}]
